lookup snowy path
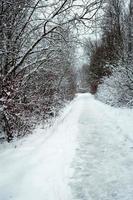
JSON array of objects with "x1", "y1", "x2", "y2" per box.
[
  {"x1": 1, "y1": 93, "x2": 133, "y2": 200},
  {"x1": 71, "y1": 94, "x2": 133, "y2": 200}
]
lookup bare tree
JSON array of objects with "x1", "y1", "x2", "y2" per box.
[{"x1": 0, "y1": 0, "x2": 104, "y2": 141}]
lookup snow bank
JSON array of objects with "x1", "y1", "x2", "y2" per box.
[{"x1": 0, "y1": 97, "x2": 83, "y2": 200}]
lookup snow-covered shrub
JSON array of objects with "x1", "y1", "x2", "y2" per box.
[{"x1": 96, "y1": 63, "x2": 133, "y2": 107}]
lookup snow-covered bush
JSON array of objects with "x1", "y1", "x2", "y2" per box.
[{"x1": 96, "y1": 63, "x2": 133, "y2": 107}]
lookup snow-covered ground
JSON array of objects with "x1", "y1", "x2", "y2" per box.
[{"x1": 1, "y1": 93, "x2": 133, "y2": 200}]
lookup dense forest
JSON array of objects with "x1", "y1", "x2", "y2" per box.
[{"x1": 83, "y1": 0, "x2": 133, "y2": 107}]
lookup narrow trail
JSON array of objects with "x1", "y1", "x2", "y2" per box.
[{"x1": 0, "y1": 93, "x2": 133, "y2": 200}]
